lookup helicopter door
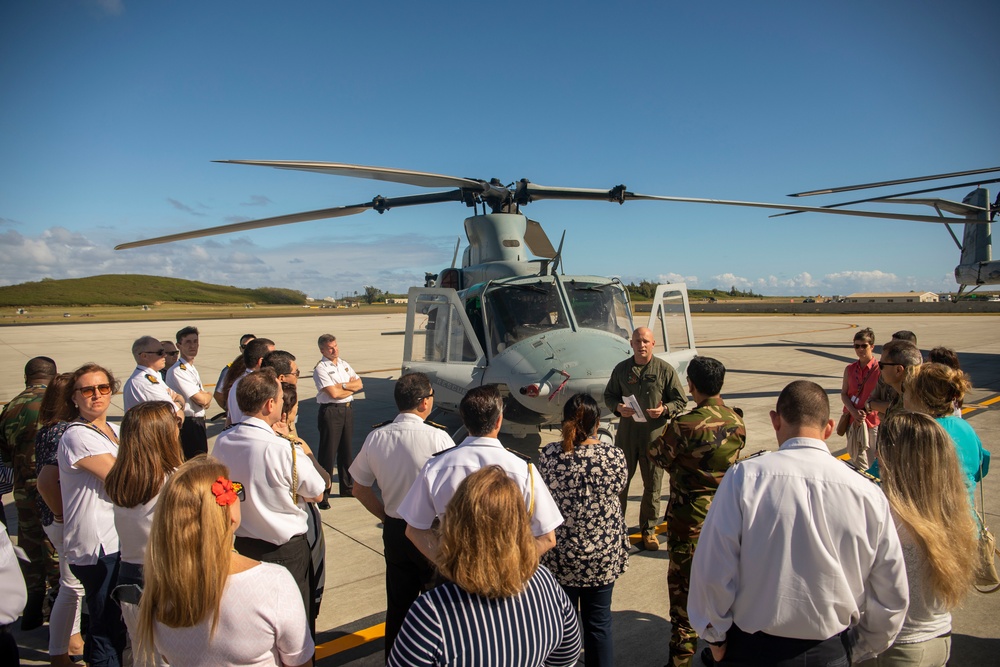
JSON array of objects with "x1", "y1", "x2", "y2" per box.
[
  {"x1": 403, "y1": 288, "x2": 486, "y2": 365},
  {"x1": 647, "y1": 283, "x2": 697, "y2": 374}
]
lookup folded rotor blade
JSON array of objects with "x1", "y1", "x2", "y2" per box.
[
  {"x1": 115, "y1": 204, "x2": 370, "y2": 250},
  {"x1": 521, "y1": 183, "x2": 628, "y2": 203},
  {"x1": 788, "y1": 166, "x2": 1000, "y2": 197},
  {"x1": 216, "y1": 160, "x2": 483, "y2": 190},
  {"x1": 626, "y1": 193, "x2": 987, "y2": 225},
  {"x1": 771, "y1": 176, "x2": 1000, "y2": 218}
]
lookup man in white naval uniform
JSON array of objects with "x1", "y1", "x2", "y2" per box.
[
  {"x1": 165, "y1": 325, "x2": 212, "y2": 459},
  {"x1": 122, "y1": 335, "x2": 184, "y2": 419},
  {"x1": 689, "y1": 380, "x2": 908, "y2": 666},
  {"x1": 226, "y1": 337, "x2": 274, "y2": 426},
  {"x1": 399, "y1": 384, "x2": 563, "y2": 563},
  {"x1": 313, "y1": 333, "x2": 363, "y2": 504},
  {"x1": 349, "y1": 372, "x2": 453, "y2": 657},
  {"x1": 213, "y1": 368, "x2": 325, "y2": 622}
]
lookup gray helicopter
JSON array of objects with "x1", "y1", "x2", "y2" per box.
[
  {"x1": 775, "y1": 166, "x2": 1000, "y2": 296},
  {"x1": 117, "y1": 161, "x2": 991, "y2": 436}
]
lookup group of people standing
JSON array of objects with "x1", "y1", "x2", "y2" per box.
[{"x1": 0, "y1": 322, "x2": 993, "y2": 667}]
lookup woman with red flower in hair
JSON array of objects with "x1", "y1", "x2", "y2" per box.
[{"x1": 137, "y1": 457, "x2": 314, "y2": 667}]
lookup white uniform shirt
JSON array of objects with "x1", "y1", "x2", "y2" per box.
[
  {"x1": 397, "y1": 436, "x2": 563, "y2": 537},
  {"x1": 58, "y1": 421, "x2": 121, "y2": 565},
  {"x1": 166, "y1": 357, "x2": 206, "y2": 418},
  {"x1": 123, "y1": 365, "x2": 174, "y2": 411},
  {"x1": 213, "y1": 417, "x2": 326, "y2": 545},
  {"x1": 227, "y1": 369, "x2": 252, "y2": 425},
  {"x1": 0, "y1": 523, "x2": 27, "y2": 625},
  {"x1": 313, "y1": 357, "x2": 357, "y2": 405},
  {"x1": 349, "y1": 413, "x2": 454, "y2": 519},
  {"x1": 114, "y1": 493, "x2": 159, "y2": 565},
  {"x1": 688, "y1": 437, "x2": 908, "y2": 661}
]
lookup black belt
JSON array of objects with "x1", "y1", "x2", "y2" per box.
[
  {"x1": 384, "y1": 516, "x2": 407, "y2": 527},
  {"x1": 236, "y1": 532, "x2": 307, "y2": 549},
  {"x1": 320, "y1": 402, "x2": 351, "y2": 409}
]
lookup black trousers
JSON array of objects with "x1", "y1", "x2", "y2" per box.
[
  {"x1": 179, "y1": 416, "x2": 208, "y2": 460},
  {"x1": 383, "y1": 517, "x2": 435, "y2": 657},
  {"x1": 317, "y1": 403, "x2": 353, "y2": 494},
  {"x1": 719, "y1": 624, "x2": 851, "y2": 667},
  {"x1": 234, "y1": 533, "x2": 312, "y2": 635}
]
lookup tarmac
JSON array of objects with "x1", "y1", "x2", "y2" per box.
[{"x1": 2, "y1": 312, "x2": 998, "y2": 666}]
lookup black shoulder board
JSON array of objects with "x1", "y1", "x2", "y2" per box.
[
  {"x1": 504, "y1": 447, "x2": 532, "y2": 463},
  {"x1": 842, "y1": 460, "x2": 880, "y2": 484},
  {"x1": 735, "y1": 449, "x2": 768, "y2": 463},
  {"x1": 431, "y1": 445, "x2": 458, "y2": 457},
  {"x1": 424, "y1": 419, "x2": 449, "y2": 431},
  {"x1": 370, "y1": 419, "x2": 393, "y2": 430}
]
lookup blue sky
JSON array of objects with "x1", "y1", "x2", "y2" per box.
[{"x1": 2, "y1": 1, "x2": 998, "y2": 298}]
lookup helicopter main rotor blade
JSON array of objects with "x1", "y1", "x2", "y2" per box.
[
  {"x1": 216, "y1": 160, "x2": 483, "y2": 190},
  {"x1": 115, "y1": 189, "x2": 466, "y2": 250},
  {"x1": 788, "y1": 166, "x2": 1000, "y2": 197},
  {"x1": 626, "y1": 193, "x2": 988, "y2": 225},
  {"x1": 771, "y1": 176, "x2": 1000, "y2": 218},
  {"x1": 114, "y1": 204, "x2": 370, "y2": 250}
]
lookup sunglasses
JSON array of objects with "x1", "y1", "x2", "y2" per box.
[
  {"x1": 142, "y1": 349, "x2": 166, "y2": 357},
  {"x1": 878, "y1": 361, "x2": 904, "y2": 369},
  {"x1": 853, "y1": 343, "x2": 870, "y2": 349},
  {"x1": 76, "y1": 384, "x2": 112, "y2": 398},
  {"x1": 418, "y1": 390, "x2": 435, "y2": 400}
]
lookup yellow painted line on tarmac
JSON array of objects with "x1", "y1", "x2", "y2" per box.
[
  {"x1": 315, "y1": 623, "x2": 386, "y2": 660},
  {"x1": 963, "y1": 394, "x2": 1000, "y2": 415}
]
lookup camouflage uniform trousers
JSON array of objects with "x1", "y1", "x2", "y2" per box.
[
  {"x1": 14, "y1": 481, "x2": 59, "y2": 595},
  {"x1": 666, "y1": 491, "x2": 713, "y2": 667}
]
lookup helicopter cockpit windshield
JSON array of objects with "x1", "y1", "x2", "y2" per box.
[
  {"x1": 563, "y1": 279, "x2": 632, "y2": 339},
  {"x1": 484, "y1": 280, "x2": 569, "y2": 355}
]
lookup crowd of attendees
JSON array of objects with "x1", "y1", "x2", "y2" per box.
[{"x1": 0, "y1": 324, "x2": 992, "y2": 667}]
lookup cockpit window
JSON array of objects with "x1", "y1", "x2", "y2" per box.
[
  {"x1": 484, "y1": 281, "x2": 569, "y2": 355},
  {"x1": 565, "y1": 281, "x2": 632, "y2": 339}
]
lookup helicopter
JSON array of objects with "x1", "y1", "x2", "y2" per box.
[
  {"x1": 773, "y1": 166, "x2": 1000, "y2": 296},
  {"x1": 116, "y1": 161, "x2": 995, "y2": 437}
]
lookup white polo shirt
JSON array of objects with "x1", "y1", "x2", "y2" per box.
[
  {"x1": 123, "y1": 365, "x2": 174, "y2": 411},
  {"x1": 166, "y1": 357, "x2": 206, "y2": 418},
  {"x1": 213, "y1": 417, "x2": 326, "y2": 545},
  {"x1": 313, "y1": 357, "x2": 357, "y2": 405},
  {"x1": 349, "y1": 413, "x2": 454, "y2": 519},
  {"x1": 397, "y1": 436, "x2": 563, "y2": 537},
  {"x1": 58, "y1": 421, "x2": 121, "y2": 565}
]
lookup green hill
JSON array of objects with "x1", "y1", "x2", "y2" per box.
[{"x1": 0, "y1": 275, "x2": 307, "y2": 307}]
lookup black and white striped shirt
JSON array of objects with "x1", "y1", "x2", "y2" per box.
[{"x1": 388, "y1": 565, "x2": 582, "y2": 667}]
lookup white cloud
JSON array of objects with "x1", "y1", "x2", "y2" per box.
[{"x1": 656, "y1": 272, "x2": 699, "y2": 286}]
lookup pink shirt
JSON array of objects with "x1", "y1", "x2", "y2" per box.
[{"x1": 846, "y1": 357, "x2": 880, "y2": 428}]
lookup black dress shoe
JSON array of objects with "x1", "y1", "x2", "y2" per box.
[
  {"x1": 339, "y1": 488, "x2": 354, "y2": 497},
  {"x1": 317, "y1": 500, "x2": 331, "y2": 510}
]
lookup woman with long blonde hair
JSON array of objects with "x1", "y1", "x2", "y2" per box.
[
  {"x1": 137, "y1": 457, "x2": 314, "y2": 667},
  {"x1": 388, "y1": 465, "x2": 581, "y2": 666},
  {"x1": 863, "y1": 412, "x2": 978, "y2": 666},
  {"x1": 903, "y1": 362, "x2": 990, "y2": 503},
  {"x1": 104, "y1": 401, "x2": 184, "y2": 662}
]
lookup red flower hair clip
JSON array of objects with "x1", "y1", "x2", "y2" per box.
[{"x1": 211, "y1": 477, "x2": 244, "y2": 506}]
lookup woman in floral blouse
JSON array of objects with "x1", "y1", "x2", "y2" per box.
[{"x1": 539, "y1": 393, "x2": 629, "y2": 667}]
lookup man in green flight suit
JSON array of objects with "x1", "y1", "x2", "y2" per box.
[
  {"x1": 0, "y1": 356, "x2": 59, "y2": 630},
  {"x1": 604, "y1": 326, "x2": 688, "y2": 550},
  {"x1": 649, "y1": 355, "x2": 746, "y2": 667}
]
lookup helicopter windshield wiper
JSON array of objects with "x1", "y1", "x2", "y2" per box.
[{"x1": 496, "y1": 283, "x2": 548, "y2": 293}]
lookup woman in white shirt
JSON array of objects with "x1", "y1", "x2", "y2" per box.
[
  {"x1": 861, "y1": 412, "x2": 978, "y2": 666},
  {"x1": 58, "y1": 363, "x2": 127, "y2": 667},
  {"x1": 104, "y1": 401, "x2": 184, "y2": 665},
  {"x1": 137, "y1": 457, "x2": 314, "y2": 667}
]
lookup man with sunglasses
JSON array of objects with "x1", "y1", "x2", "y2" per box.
[
  {"x1": 0, "y1": 356, "x2": 58, "y2": 630},
  {"x1": 873, "y1": 339, "x2": 922, "y2": 424},
  {"x1": 348, "y1": 372, "x2": 453, "y2": 657},
  {"x1": 122, "y1": 335, "x2": 184, "y2": 419}
]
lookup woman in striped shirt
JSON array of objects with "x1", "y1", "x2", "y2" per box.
[{"x1": 389, "y1": 465, "x2": 582, "y2": 667}]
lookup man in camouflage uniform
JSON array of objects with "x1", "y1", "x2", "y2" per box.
[
  {"x1": 649, "y1": 356, "x2": 745, "y2": 667},
  {"x1": 604, "y1": 326, "x2": 688, "y2": 550},
  {"x1": 0, "y1": 356, "x2": 59, "y2": 630}
]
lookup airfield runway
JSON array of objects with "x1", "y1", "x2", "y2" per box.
[{"x1": 4, "y1": 313, "x2": 999, "y2": 666}]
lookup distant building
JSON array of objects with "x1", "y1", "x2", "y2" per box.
[
  {"x1": 846, "y1": 292, "x2": 939, "y2": 304},
  {"x1": 385, "y1": 297, "x2": 409, "y2": 304}
]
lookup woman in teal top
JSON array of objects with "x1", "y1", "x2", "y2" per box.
[{"x1": 903, "y1": 363, "x2": 990, "y2": 502}]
